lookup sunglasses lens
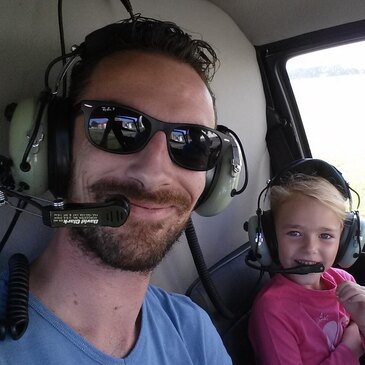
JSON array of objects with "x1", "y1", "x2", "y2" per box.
[
  {"x1": 169, "y1": 128, "x2": 222, "y2": 170},
  {"x1": 87, "y1": 105, "x2": 151, "y2": 152},
  {"x1": 85, "y1": 103, "x2": 223, "y2": 171}
]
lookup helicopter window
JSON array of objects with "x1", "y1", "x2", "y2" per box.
[{"x1": 286, "y1": 40, "x2": 365, "y2": 206}]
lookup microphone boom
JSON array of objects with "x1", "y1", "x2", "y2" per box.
[
  {"x1": 43, "y1": 200, "x2": 130, "y2": 227},
  {"x1": 245, "y1": 253, "x2": 325, "y2": 275},
  {"x1": 0, "y1": 186, "x2": 130, "y2": 228}
]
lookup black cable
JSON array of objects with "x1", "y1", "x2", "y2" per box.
[
  {"x1": 350, "y1": 186, "x2": 361, "y2": 210},
  {"x1": 0, "y1": 187, "x2": 45, "y2": 213},
  {"x1": 20, "y1": 0, "x2": 69, "y2": 173},
  {"x1": 185, "y1": 218, "x2": 268, "y2": 321},
  {"x1": 7, "y1": 254, "x2": 29, "y2": 340},
  {"x1": 57, "y1": 0, "x2": 67, "y2": 97},
  {"x1": 0, "y1": 199, "x2": 27, "y2": 254},
  {"x1": 57, "y1": 0, "x2": 66, "y2": 63},
  {"x1": 185, "y1": 218, "x2": 235, "y2": 319},
  {"x1": 120, "y1": 0, "x2": 135, "y2": 19},
  {"x1": 44, "y1": 51, "x2": 76, "y2": 91}
]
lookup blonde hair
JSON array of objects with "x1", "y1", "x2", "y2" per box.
[{"x1": 270, "y1": 173, "x2": 347, "y2": 225}]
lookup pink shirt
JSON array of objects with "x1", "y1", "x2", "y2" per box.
[{"x1": 249, "y1": 268, "x2": 359, "y2": 364}]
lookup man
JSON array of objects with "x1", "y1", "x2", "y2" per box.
[{"x1": 0, "y1": 16, "x2": 232, "y2": 364}]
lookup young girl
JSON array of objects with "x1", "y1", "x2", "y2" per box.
[{"x1": 249, "y1": 172, "x2": 365, "y2": 364}]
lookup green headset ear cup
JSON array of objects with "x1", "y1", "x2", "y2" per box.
[
  {"x1": 195, "y1": 140, "x2": 241, "y2": 217},
  {"x1": 9, "y1": 98, "x2": 48, "y2": 195},
  {"x1": 47, "y1": 97, "x2": 73, "y2": 198},
  {"x1": 337, "y1": 213, "x2": 365, "y2": 268},
  {"x1": 247, "y1": 214, "x2": 273, "y2": 267},
  {"x1": 247, "y1": 210, "x2": 279, "y2": 267}
]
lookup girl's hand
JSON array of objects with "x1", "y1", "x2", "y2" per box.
[{"x1": 337, "y1": 281, "x2": 365, "y2": 335}]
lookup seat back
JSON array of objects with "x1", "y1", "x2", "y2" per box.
[{"x1": 186, "y1": 242, "x2": 270, "y2": 365}]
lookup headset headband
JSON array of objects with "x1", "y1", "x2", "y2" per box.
[{"x1": 269, "y1": 158, "x2": 351, "y2": 201}]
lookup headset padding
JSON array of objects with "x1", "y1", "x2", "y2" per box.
[
  {"x1": 261, "y1": 210, "x2": 279, "y2": 264},
  {"x1": 47, "y1": 97, "x2": 73, "y2": 198}
]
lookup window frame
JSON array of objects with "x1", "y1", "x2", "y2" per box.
[{"x1": 255, "y1": 19, "x2": 365, "y2": 173}]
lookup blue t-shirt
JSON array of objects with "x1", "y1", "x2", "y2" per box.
[{"x1": 0, "y1": 273, "x2": 231, "y2": 364}]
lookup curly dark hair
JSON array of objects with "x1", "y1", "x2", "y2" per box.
[{"x1": 69, "y1": 16, "x2": 219, "y2": 116}]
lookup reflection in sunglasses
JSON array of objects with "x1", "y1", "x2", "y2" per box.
[
  {"x1": 90, "y1": 118, "x2": 108, "y2": 128},
  {"x1": 171, "y1": 130, "x2": 188, "y2": 144},
  {"x1": 115, "y1": 115, "x2": 146, "y2": 133}
]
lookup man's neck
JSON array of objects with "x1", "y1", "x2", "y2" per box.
[{"x1": 29, "y1": 229, "x2": 151, "y2": 358}]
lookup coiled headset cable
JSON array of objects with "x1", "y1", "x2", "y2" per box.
[{"x1": 0, "y1": 254, "x2": 29, "y2": 341}]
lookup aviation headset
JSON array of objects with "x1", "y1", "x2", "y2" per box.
[
  {"x1": 7, "y1": 18, "x2": 246, "y2": 217},
  {"x1": 247, "y1": 158, "x2": 365, "y2": 269}
]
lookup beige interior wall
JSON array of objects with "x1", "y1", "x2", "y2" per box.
[{"x1": 0, "y1": 0, "x2": 269, "y2": 293}]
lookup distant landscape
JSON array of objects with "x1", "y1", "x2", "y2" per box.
[{"x1": 288, "y1": 65, "x2": 365, "y2": 79}]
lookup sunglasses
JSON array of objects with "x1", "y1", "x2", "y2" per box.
[{"x1": 78, "y1": 100, "x2": 232, "y2": 171}]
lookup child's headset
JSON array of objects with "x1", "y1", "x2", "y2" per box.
[
  {"x1": 247, "y1": 158, "x2": 365, "y2": 269},
  {"x1": 6, "y1": 19, "x2": 247, "y2": 217}
]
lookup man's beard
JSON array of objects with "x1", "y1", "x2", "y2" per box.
[{"x1": 68, "y1": 178, "x2": 192, "y2": 273}]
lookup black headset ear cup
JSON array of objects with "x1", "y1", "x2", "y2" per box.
[
  {"x1": 337, "y1": 213, "x2": 365, "y2": 268},
  {"x1": 195, "y1": 130, "x2": 242, "y2": 217},
  {"x1": 47, "y1": 97, "x2": 73, "y2": 198},
  {"x1": 247, "y1": 210, "x2": 277, "y2": 267},
  {"x1": 261, "y1": 211, "x2": 280, "y2": 264}
]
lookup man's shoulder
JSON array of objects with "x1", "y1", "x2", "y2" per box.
[
  {"x1": 144, "y1": 285, "x2": 220, "y2": 341},
  {"x1": 142, "y1": 285, "x2": 231, "y2": 365},
  {"x1": 146, "y1": 285, "x2": 208, "y2": 320}
]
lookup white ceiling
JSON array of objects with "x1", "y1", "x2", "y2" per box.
[{"x1": 208, "y1": 0, "x2": 365, "y2": 45}]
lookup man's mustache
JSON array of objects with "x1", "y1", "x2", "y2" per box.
[{"x1": 89, "y1": 179, "x2": 191, "y2": 210}]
